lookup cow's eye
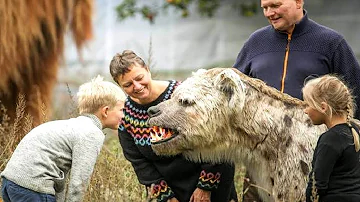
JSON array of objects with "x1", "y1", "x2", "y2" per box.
[{"x1": 179, "y1": 98, "x2": 194, "y2": 106}]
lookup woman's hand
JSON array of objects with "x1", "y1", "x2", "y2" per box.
[
  {"x1": 189, "y1": 188, "x2": 211, "y2": 202},
  {"x1": 167, "y1": 197, "x2": 180, "y2": 202}
]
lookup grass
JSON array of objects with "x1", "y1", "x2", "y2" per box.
[
  {"x1": 84, "y1": 133, "x2": 148, "y2": 201},
  {"x1": 0, "y1": 94, "x2": 34, "y2": 171}
]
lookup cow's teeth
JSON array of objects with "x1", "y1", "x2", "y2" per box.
[
  {"x1": 160, "y1": 128, "x2": 165, "y2": 136},
  {"x1": 151, "y1": 127, "x2": 174, "y2": 141},
  {"x1": 150, "y1": 131, "x2": 160, "y2": 142}
]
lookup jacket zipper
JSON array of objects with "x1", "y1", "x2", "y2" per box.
[{"x1": 280, "y1": 33, "x2": 292, "y2": 93}]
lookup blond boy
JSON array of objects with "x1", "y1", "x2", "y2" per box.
[{"x1": 1, "y1": 76, "x2": 126, "y2": 202}]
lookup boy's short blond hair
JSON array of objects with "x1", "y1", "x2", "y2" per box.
[{"x1": 77, "y1": 75, "x2": 126, "y2": 114}]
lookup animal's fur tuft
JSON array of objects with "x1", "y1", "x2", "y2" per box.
[{"x1": 0, "y1": 0, "x2": 93, "y2": 126}]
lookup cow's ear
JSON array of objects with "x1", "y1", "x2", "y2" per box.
[{"x1": 214, "y1": 69, "x2": 246, "y2": 108}]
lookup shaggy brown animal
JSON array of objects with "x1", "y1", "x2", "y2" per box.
[
  {"x1": 148, "y1": 68, "x2": 328, "y2": 202},
  {"x1": 0, "y1": 0, "x2": 93, "y2": 126}
]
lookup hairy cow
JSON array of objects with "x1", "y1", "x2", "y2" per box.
[
  {"x1": 0, "y1": 0, "x2": 93, "y2": 126},
  {"x1": 148, "y1": 68, "x2": 328, "y2": 202}
]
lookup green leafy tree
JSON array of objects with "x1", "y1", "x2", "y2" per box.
[{"x1": 116, "y1": 0, "x2": 258, "y2": 23}]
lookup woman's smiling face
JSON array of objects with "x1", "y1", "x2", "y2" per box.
[{"x1": 117, "y1": 62, "x2": 152, "y2": 102}]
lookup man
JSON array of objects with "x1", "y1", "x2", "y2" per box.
[{"x1": 233, "y1": 0, "x2": 360, "y2": 201}]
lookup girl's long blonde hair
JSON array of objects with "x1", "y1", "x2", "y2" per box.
[{"x1": 302, "y1": 75, "x2": 359, "y2": 152}]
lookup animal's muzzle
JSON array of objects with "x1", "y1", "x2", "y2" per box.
[{"x1": 147, "y1": 106, "x2": 161, "y2": 118}]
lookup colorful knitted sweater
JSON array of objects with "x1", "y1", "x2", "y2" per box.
[{"x1": 118, "y1": 80, "x2": 236, "y2": 202}]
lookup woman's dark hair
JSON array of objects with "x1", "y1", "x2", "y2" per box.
[{"x1": 109, "y1": 50, "x2": 146, "y2": 84}]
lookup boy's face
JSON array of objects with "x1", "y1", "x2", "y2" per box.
[{"x1": 103, "y1": 101, "x2": 125, "y2": 130}]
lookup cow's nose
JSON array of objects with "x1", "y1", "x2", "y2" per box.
[{"x1": 148, "y1": 106, "x2": 160, "y2": 117}]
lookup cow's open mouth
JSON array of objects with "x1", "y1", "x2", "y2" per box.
[{"x1": 150, "y1": 126, "x2": 178, "y2": 144}]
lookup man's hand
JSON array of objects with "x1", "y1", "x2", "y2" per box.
[{"x1": 190, "y1": 188, "x2": 211, "y2": 202}]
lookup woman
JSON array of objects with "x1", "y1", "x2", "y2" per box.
[{"x1": 109, "y1": 50, "x2": 238, "y2": 202}]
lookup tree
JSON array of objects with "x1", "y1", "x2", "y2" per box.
[{"x1": 116, "y1": 0, "x2": 258, "y2": 24}]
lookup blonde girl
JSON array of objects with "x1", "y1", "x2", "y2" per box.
[{"x1": 303, "y1": 74, "x2": 360, "y2": 202}]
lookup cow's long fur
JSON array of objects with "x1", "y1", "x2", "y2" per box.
[
  {"x1": 0, "y1": 0, "x2": 93, "y2": 126},
  {"x1": 148, "y1": 68, "x2": 327, "y2": 201}
]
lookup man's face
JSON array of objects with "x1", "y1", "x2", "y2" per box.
[{"x1": 261, "y1": 0, "x2": 303, "y2": 33}]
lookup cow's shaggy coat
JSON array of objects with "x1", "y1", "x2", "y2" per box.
[
  {"x1": 148, "y1": 68, "x2": 328, "y2": 202},
  {"x1": 0, "y1": 0, "x2": 93, "y2": 126}
]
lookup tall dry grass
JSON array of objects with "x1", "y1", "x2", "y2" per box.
[
  {"x1": 0, "y1": 94, "x2": 35, "y2": 171},
  {"x1": 84, "y1": 134, "x2": 147, "y2": 201}
]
